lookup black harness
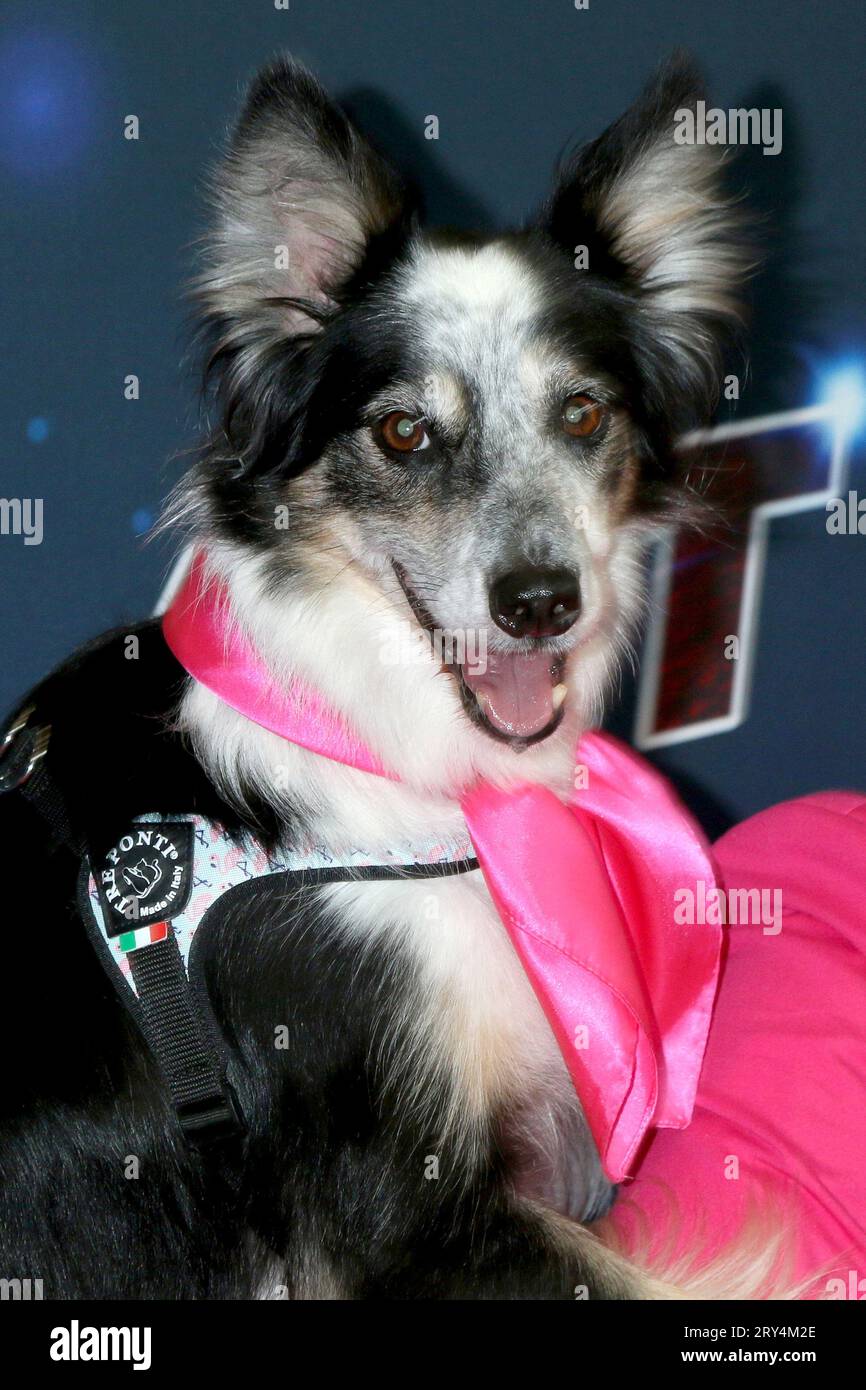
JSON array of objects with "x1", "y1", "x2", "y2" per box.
[{"x1": 1, "y1": 702, "x2": 478, "y2": 1149}]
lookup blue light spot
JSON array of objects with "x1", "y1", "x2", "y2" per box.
[
  {"x1": 0, "y1": 27, "x2": 98, "y2": 177},
  {"x1": 132, "y1": 509, "x2": 154, "y2": 538},
  {"x1": 821, "y1": 364, "x2": 866, "y2": 442},
  {"x1": 26, "y1": 416, "x2": 50, "y2": 443}
]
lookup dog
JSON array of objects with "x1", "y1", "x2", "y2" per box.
[{"x1": 0, "y1": 53, "x2": 749, "y2": 1299}]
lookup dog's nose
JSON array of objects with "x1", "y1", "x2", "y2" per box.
[{"x1": 489, "y1": 566, "x2": 581, "y2": 638}]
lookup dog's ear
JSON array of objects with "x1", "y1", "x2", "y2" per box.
[
  {"x1": 202, "y1": 55, "x2": 410, "y2": 327},
  {"x1": 196, "y1": 55, "x2": 412, "y2": 472},
  {"x1": 542, "y1": 54, "x2": 748, "y2": 415}
]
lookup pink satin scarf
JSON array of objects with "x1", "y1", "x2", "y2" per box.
[{"x1": 163, "y1": 553, "x2": 722, "y2": 1182}]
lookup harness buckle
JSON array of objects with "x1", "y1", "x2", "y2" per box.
[
  {"x1": 177, "y1": 1083, "x2": 244, "y2": 1146},
  {"x1": 0, "y1": 704, "x2": 51, "y2": 793}
]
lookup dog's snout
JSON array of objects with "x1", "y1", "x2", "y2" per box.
[{"x1": 489, "y1": 566, "x2": 581, "y2": 639}]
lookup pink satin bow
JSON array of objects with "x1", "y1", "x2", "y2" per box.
[{"x1": 164, "y1": 553, "x2": 722, "y2": 1181}]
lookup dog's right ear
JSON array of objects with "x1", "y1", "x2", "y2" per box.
[
  {"x1": 196, "y1": 55, "x2": 412, "y2": 471},
  {"x1": 199, "y1": 55, "x2": 411, "y2": 338}
]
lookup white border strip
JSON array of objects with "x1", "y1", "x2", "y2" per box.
[{"x1": 153, "y1": 544, "x2": 195, "y2": 617}]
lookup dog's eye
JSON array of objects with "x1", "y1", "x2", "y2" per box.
[
  {"x1": 376, "y1": 411, "x2": 431, "y2": 455},
  {"x1": 562, "y1": 394, "x2": 607, "y2": 439}
]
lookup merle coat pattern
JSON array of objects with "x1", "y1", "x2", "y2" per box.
[{"x1": 0, "y1": 54, "x2": 746, "y2": 1299}]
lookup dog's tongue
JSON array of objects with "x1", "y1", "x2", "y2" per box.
[{"x1": 461, "y1": 649, "x2": 558, "y2": 738}]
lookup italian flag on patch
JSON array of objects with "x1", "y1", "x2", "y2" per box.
[{"x1": 118, "y1": 921, "x2": 169, "y2": 954}]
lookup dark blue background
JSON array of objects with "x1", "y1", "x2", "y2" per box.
[{"x1": 2, "y1": 0, "x2": 864, "y2": 830}]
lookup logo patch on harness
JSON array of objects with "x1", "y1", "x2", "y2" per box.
[{"x1": 96, "y1": 822, "x2": 194, "y2": 939}]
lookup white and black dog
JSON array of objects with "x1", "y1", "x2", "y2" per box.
[{"x1": 0, "y1": 54, "x2": 747, "y2": 1299}]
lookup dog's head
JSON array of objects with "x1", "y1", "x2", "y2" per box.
[{"x1": 181, "y1": 54, "x2": 746, "y2": 778}]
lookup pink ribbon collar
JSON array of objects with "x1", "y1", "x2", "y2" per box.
[{"x1": 163, "y1": 554, "x2": 722, "y2": 1182}]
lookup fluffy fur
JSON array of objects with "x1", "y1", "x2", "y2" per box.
[{"x1": 0, "y1": 54, "x2": 762, "y2": 1299}]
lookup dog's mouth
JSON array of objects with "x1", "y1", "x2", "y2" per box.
[
  {"x1": 392, "y1": 563, "x2": 566, "y2": 747},
  {"x1": 459, "y1": 646, "x2": 567, "y2": 744}
]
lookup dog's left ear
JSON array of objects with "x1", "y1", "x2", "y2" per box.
[{"x1": 543, "y1": 54, "x2": 748, "y2": 415}]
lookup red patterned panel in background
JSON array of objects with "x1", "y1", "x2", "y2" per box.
[{"x1": 643, "y1": 421, "x2": 837, "y2": 742}]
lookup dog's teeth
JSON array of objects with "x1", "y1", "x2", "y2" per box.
[
  {"x1": 552, "y1": 683, "x2": 568, "y2": 711},
  {"x1": 475, "y1": 691, "x2": 488, "y2": 711}
]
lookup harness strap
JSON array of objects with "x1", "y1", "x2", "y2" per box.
[
  {"x1": 127, "y1": 933, "x2": 241, "y2": 1142},
  {"x1": 0, "y1": 704, "x2": 82, "y2": 853}
]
